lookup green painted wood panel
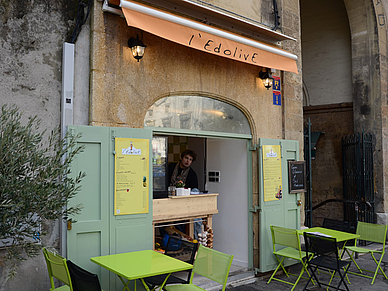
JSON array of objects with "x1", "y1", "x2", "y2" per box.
[
  {"x1": 67, "y1": 125, "x2": 152, "y2": 291},
  {"x1": 67, "y1": 125, "x2": 111, "y2": 289},
  {"x1": 108, "y1": 127, "x2": 153, "y2": 291},
  {"x1": 257, "y1": 138, "x2": 300, "y2": 273}
]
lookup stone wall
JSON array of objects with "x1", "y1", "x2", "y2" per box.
[{"x1": 0, "y1": 0, "x2": 77, "y2": 289}]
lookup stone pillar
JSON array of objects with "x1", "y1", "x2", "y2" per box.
[{"x1": 344, "y1": 0, "x2": 388, "y2": 221}]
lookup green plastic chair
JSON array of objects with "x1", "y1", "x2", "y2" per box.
[
  {"x1": 344, "y1": 221, "x2": 388, "y2": 284},
  {"x1": 164, "y1": 244, "x2": 234, "y2": 291},
  {"x1": 43, "y1": 247, "x2": 73, "y2": 291},
  {"x1": 267, "y1": 225, "x2": 313, "y2": 291}
]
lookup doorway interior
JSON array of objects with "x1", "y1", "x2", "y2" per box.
[{"x1": 153, "y1": 134, "x2": 249, "y2": 269}]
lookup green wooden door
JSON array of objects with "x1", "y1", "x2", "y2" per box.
[
  {"x1": 67, "y1": 125, "x2": 153, "y2": 291},
  {"x1": 257, "y1": 138, "x2": 301, "y2": 273},
  {"x1": 108, "y1": 127, "x2": 153, "y2": 291}
]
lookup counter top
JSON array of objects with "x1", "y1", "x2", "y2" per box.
[
  {"x1": 164, "y1": 193, "x2": 219, "y2": 199},
  {"x1": 153, "y1": 193, "x2": 218, "y2": 223}
]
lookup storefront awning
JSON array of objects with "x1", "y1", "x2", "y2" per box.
[{"x1": 120, "y1": 0, "x2": 298, "y2": 74}]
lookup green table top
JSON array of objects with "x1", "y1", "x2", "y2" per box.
[
  {"x1": 298, "y1": 227, "x2": 360, "y2": 242},
  {"x1": 91, "y1": 250, "x2": 192, "y2": 280}
]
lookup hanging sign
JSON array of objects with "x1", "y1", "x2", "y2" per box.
[
  {"x1": 114, "y1": 138, "x2": 149, "y2": 215},
  {"x1": 262, "y1": 145, "x2": 282, "y2": 201}
]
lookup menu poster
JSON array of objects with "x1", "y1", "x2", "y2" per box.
[
  {"x1": 262, "y1": 145, "x2": 282, "y2": 202},
  {"x1": 114, "y1": 138, "x2": 149, "y2": 215}
]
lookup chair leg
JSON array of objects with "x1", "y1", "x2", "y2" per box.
[
  {"x1": 326, "y1": 266, "x2": 351, "y2": 287},
  {"x1": 346, "y1": 250, "x2": 387, "y2": 284},
  {"x1": 267, "y1": 257, "x2": 285, "y2": 284},
  {"x1": 302, "y1": 260, "x2": 316, "y2": 286},
  {"x1": 378, "y1": 261, "x2": 388, "y2": 280},
  {"x1": 303, "y1": 265, "x2": 321, "y2": 290},
  {"x1": 277, "y1": 256, "x2": 290, "y2": 276},
  {"x1": 290, "y1": 263, "x2": 307, "y2": 291},
  {"x1": 346, "y1": 250, "x2": 363, "y2": 274},
  {"x1": 327, "y1": 270, "x2": 336, "y2": 290},
  {"x1": 343, "y1": 265, "x2": 351, "y2": 284},
  {"x1": 335, "y1": 271, "x2": 350, "y2": 291},
  {"x1": 371, "y1": 254, "x2": 388, "y2": 284}
]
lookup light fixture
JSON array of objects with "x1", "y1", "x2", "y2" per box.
[
  {"x1": 259, "y1": 68, "x2": 273, "y2": 90},
  {"x1": 128, "y1": 35, "x2": 146, "y2": 62}
]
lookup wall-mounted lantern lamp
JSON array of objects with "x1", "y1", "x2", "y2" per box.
[
  {"x1": 259, "y1": 68, "x2": 273, "y2": 90},
  {"x1": 128, "y1": 35, "x2": 146, "y2": 62}
]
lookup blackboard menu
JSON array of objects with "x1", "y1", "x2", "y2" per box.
[{"x1": 288, "y1": 161, "x2": 306, "y2": 193}]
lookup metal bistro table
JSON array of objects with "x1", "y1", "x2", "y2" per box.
[
  {"x1": 91, "y1": 250, "x2": 193, "y2": 291},
  {"x1": 298, "y1": 227, "x2": 360, "y2": 255}
]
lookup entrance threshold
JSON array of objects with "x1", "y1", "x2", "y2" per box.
[{"x1": 193, "y1": 264, "x2": 255, "y2": 291}]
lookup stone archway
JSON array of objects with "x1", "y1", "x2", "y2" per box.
[
  {"x1": 301, "y1": 0, "x2": 388, "y2": 224},
  {"x1": 343, "y1": 0, "x2": 388, "y2": 219}
]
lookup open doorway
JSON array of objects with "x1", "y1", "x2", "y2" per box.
[
  {"x1": 153, "y1": 134, "x2": 249, "y2": 270},
  {"x1": 207, "y1": 137, "x2": 249, "y2": 268}
]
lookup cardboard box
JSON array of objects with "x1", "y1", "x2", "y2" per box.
[{"x1": 176, "y1": 188, "x2": 190, "y2": 196}]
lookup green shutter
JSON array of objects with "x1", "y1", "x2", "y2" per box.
[
  {"x1": 67, "y1": 125, "x2": 152, "y2": 291},
  {"x1": 257, "y1": 138, "x2": 300, "y2": 273}
]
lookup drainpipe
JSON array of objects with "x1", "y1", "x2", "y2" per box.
[{"x1": 60, "y1": 42, "x2": 75, "y2": 257}]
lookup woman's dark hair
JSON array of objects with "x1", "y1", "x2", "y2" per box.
[{"x1": 181, "y1": 149, "x2": 197, "y2": 161}]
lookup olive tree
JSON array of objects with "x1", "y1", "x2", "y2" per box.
[{"x1": 0, "y1": 104, "x2": 84, "y2": 278}]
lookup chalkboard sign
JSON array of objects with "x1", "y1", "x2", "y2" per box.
[{"x1": 288, "y1": 161, "x2": 306, "y2": 193}]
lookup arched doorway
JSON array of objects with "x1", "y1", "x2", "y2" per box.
[
  {"x1": 301, "y1": 0, "x2": 386, "y2": 225},
  {"x1": 301, "y1": 0, "x2": 354, "y2": 226},
  {"x1": 145, "y1": 94, "x2": 253, "y2": 269}
]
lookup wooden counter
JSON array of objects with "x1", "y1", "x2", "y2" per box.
[{"x1": 153, "y1": 193, "x2": 218, "y2": 239}]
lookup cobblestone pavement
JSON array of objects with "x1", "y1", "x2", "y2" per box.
[{"x1": 226, "y1": 246, "x2": 388, "y2": 291}]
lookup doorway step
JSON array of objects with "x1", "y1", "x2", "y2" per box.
[{"x1": 194, "y1": 264, "x2": 256, "y2": 291}]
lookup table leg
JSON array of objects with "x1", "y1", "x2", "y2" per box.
[
  {"x1": 139, "y1": 273, "x2": 172, "y2": 291},
  {"x1": 188, "y1": 219, "x2": 194, "y2": 238},
  {"x1": 157, "y1": 273, "x2": 172, "y2": 291},
  {"x1": 118, "y1": 276, "x2": 131, "y2": 291},
  {"x1": 139, "y1": 278, "x2": 151, "y2": 291},
  {"x1": 207, "y1": 215, "x2": 212, "y2": 229}
]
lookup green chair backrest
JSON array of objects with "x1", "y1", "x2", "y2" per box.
[
  {"x1": 43, "y1": 247, "x2": 73, "y2": 291},
  {"x1": 191, "y1": 245, "x2": 234, "y2": 290},
  {"x1": 356, "y1": 222, "x2": 387, "y2": 245},
  {"x1": 271, "y1": 225, "x2": 301, "y2": 251}
]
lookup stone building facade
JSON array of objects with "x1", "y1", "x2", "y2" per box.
[{"x1": 1, "y1": 0, "x2": 388, "y2": 290}]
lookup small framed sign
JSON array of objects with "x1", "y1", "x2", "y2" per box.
[{"x1": 288, "y1": 160, "x2": 307, "y2": 193}]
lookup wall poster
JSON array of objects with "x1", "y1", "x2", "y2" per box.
[
  {"x1": 262, "y1": 145, "x2": 282, "y2": 201},
  {"x1": 114, "y1": 138, "x2": 149, "y2": 215}
]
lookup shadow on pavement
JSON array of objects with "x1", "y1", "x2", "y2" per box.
[{"x1": 226, "y1": 245, "x2": 388, "y2": 291}]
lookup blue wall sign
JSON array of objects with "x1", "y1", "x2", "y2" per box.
[
  {"x1": 273, "y1": 76, "x2": 281, "y2": 91},
  {"x1": 273, "y1": 91, "x2": 281, "y2": 106},
  {"x1": 272, "y1": 76, "x2": 281, "y2": 106}
]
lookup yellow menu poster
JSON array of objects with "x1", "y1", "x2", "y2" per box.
[
  {"x1": 114, "y1": 138, "x2": 149, "y2": 215},
  {"x1": 262, "y1": 145, "x2": 282, "y2": 202}
]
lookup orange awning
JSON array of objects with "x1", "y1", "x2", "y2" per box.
[{"x1": 121, "y1": 0, "x2": 298, "y2": 74}]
